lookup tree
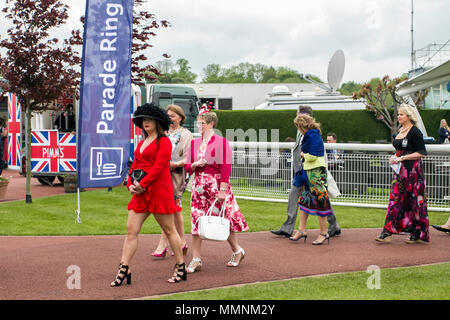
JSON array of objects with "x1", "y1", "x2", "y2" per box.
[
  {"x1": 339, "y1": 81, "x2": 363, "y2": 96},
  {"x1": 202, "y1": 64, "x2": 224, "y2": 83},
  {"x1": 352, "y1": 75, "x2": 408, "y2": 138},
  {"x1": 0, "y1": 0, "x2": 82, "y2": 203},
  {"x1": 275, "y1": 67, "x2": 302, "y2": 83},
  {"x1": 155, "y1": 60, "x2": 174, "y2": 74},
  {"x1": 411, "y1": 89, "x2": 429, "y2": 109},
  {"x1": 149, "y1": 58, "x2": 197, "y2": 83},
  {"x1": 261, "y1": 66, "x2": 276, "y2": 83},
  {"x1": 200, "y1": 62, "x2": 319, "y2": 84},
  {"x1": 174, "y1": 58, "x2": 197, "y2": 83},
  {"x1": 222, "y1": 62, "x2": 257, "y2": 83},
  {"x1": 0, "y1": 0, "x2": 170, "y2": 203}
]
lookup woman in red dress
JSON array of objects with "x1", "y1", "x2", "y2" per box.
[{"x1": 110, "y1": 104, "x2": 187, "y2": 286}]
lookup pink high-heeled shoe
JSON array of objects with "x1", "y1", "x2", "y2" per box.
[
  {"x1": 171, "y1": 243, "x2": 188, "y2": 256},
  {"x1": 151, "y1": 248, "x2": 167, "y2": 258}
]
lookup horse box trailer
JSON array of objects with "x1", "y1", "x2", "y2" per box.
[{"x1": 7, "y1": 84, "x2": 199, "y2": 185}]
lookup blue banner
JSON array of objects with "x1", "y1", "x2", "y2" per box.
[{"x1": 77, "y1": 0, "x2": 133, "y2": 188}]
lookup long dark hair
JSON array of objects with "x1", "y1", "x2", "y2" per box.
[{"x1": 142, "y1": 119, "x2": 166, "y2": 143}]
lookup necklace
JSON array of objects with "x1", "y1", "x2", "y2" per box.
[
  {"x1": 168, "y1": 126, "x2": 181, "y2": 134},
  {"x1": 400, "y1": 125, "x2": 412, "y2": 134}
]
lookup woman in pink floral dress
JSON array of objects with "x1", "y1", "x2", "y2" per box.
[{"x1": 185, "y1": 106, "x2": 249, "y2": 273}]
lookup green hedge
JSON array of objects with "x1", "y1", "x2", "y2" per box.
[{"x1": 215, "y1": 109, "x2": 450, "y2": 143}]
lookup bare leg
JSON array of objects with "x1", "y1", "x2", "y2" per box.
[
  {"x1": 227, "y1": 232, "x2": 240, "y2": 253},
  {"x1": 226, "y1": 232, "x2": 245, "y2": 267},
  {"x1": 191, "y1": 234, "x2": 202, "y2": 259},
  {"x1": 111, "y1": 210, "x2": 149, "y2": 286},
  {"x1": 174, "y1": 210, "x2": 186, "y2": 245},
  {"x1": 186, "y1": 234, "x2": 203, "y2": 273},
  {"x1": 153, "y1": 213, "x2": 183, "y2": 265},
  {"x1": 120, "y1": 210, "x2": 150, "y2": 266},
  {"x1": 298, "y1": 210, "x2": 309, "y2": 232},
  {"x1": 318, "y1": 216, "x2": 328, "y2": 234},
  {"x1": 154, "y1": 210, "x2": 186, "y2": 254},
  {"x1": 313, "y1": 216, "x2": 329, "y2": 243},
  {"x1": 154, "y1": 232, "x2": 169, "y2": 254}
]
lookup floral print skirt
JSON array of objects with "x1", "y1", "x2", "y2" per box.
[
  {"x1": 383, "y1": 159, "x2": 429, "y2": 242},
  {"x1": 298, "y1": 167, "x2": 333, "y2": 217},
  {"x1": 190, "y1": 172, "x2": 249, "y2": 235}
]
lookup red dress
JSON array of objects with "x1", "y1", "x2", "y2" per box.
[{"x1": 127, "y1": 136, "x2": 181, "y2": 214}]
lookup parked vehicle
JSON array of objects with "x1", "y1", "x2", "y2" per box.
[
  {"x1": 146, "y1": 84, "x2": 200, "y2": 133},
  {"x1": 14, "y1": 84, "x2": 200, "y2": 186}
]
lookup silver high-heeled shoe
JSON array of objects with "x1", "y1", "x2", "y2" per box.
[
  {"x1": 227, "y1": 247, "x2": 245, "y2": 267},
  {"x1": 187, "y1": 258, "x2": 202, "y2": 273}
]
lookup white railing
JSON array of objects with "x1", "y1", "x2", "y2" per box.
[{"x1": 226, "y1": 142, "x2": 450, "y2": 212}]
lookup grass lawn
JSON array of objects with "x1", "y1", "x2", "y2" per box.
[
  {"x1": 0, "y1": 186, "x2": 449, "y2": 300},
  {"x1": 151, "y1": 262, "x2": 450, "y2": 300},
  {"x1": 0, "y1": 185, "x2": 448, "y2": 235}
]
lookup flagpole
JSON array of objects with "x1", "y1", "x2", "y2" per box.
[
  {"x1": 75, "y1": 93, "x2": 81, "y2": 224},
  {"x1": 76, "y1": 187, "x2": 81, "y2": 223}
]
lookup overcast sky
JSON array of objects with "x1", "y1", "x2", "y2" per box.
[{"x1": 5, "y1": 0, "x2": 450, "y2": 84}]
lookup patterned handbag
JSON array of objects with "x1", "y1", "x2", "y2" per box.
[{"x1": 130, "y1": 169, "x2": 147, "y2": 183}]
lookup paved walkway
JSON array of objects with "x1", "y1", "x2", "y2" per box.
[
  {"x1": 0, "y1": 230, "x2": 449, "y2": 300},
  {"x1": 0, "y1": 169, "x2": 449, "y2": 300},
  {"x1": 0, "y1": 169, "x2": 66, "y2": 202}
]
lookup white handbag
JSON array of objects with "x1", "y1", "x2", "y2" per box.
[{"x1": 197, "y1": 198, "x2": 230, "y2": 241}]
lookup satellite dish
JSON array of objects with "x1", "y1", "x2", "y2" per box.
[{"x1": 327, "y1": 50, "x2": 345, "y2": 92}]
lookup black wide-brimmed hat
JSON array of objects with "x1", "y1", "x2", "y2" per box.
[{"x1": 133, "y1": 103, "x2": 172, "y2": 131}]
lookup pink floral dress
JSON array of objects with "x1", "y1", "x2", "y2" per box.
[{"x1": 186, "y1": 134, "x2": 249, "y2": 235}]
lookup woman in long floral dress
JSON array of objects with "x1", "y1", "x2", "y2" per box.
[
  {"x1": 376, "y1": 104, "x2": 429, "y2": 244},
  {"x1": 185, "y1": 106, "x2": 249, "y2": 273},
  {"x1": 289, "y1": 114, "x2": 333, "y2": 245}
]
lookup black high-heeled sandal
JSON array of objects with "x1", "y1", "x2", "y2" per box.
[
  {"x1": 312, "y1": 233, "x2": 330, "y2": 245},
  {"x1": 168, "y1": 262, "x2": 187, "y2": 283},
  {"x1": 110, "y1": 264, "x2": 131, "y2": 287},
  {"x1": 289, "y1": 230, "x2": 307, "y2": 242},
  {"x1": 375, "y1": 231, "x2": 392, "y2": 243}
]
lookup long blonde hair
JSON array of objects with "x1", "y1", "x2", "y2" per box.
[{"x1": 440, "y1": 119, "x2": 450, "y2": 131}]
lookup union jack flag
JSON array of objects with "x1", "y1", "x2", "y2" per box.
[
  {"x1": 7, "y1": 93, "x2": 21, "y2": 169},
  {"x1": 30, "y1": 130, "x2": 60, "y2": 173},
  {"x1": 58, "y1": 133, "x2": 76, "y2": 172},
  {"x1": 30, "y1": 130, "x2": 77, "y2": 173},
  {"x1": 130, "y1": 89, "x2": 142, "y2": 160}
]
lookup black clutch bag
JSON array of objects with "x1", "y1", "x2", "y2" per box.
[{"x1": 130, "y1": 169, "x2": 147, "y2": 183}]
